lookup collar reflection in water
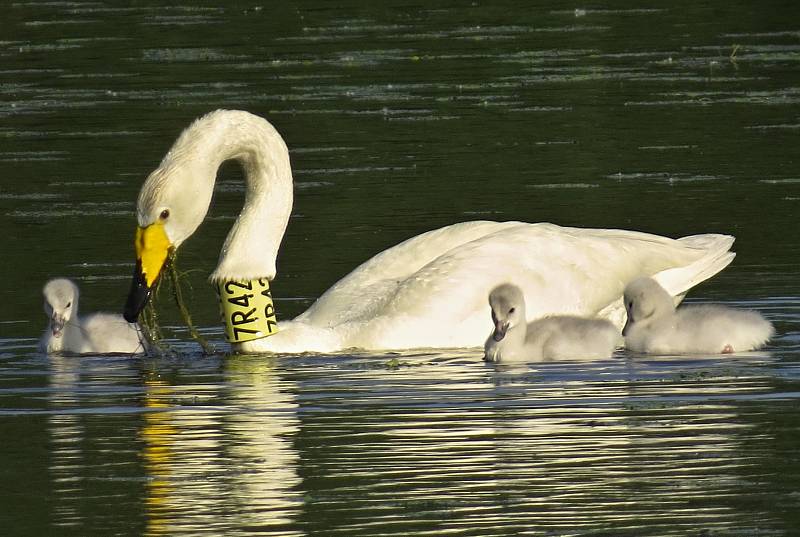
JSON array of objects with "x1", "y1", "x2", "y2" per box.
[{"x1": 141, "y1": 379, "x2": 177, "y2": 536}]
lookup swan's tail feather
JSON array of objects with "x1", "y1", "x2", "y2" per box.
[
  {"x1": 597, "y1": 233, "x2": 735, "y2": 330},
  {"x1": 653, "y1": 233, "x2": 736, "y2": 302},
  {"x1": 675, "y1": 233, "x2": 735, "y2": 252}
]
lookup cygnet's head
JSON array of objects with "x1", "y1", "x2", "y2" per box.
[
  {"x1": 622, "y1": 277, "x2": 673, "y2": 336},
  {"x1": 488, "y1": 283, "x2": 527, "y2": 342},
  {"x1": 43, "y1": 278, "x2": 79, "y2": 338}
]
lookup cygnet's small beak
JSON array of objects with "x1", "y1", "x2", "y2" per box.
[
  {"x1": 124, "y1": 223, "x2": 172, "y2": 323},
  {"x1": 50, "y1": 314, "x2": 65, "y2": 338},
  {"x1": 492, "y1": 320, "x2": 509, "y2": 342}
]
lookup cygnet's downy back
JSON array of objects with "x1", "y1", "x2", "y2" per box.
[
  {"x1": 41, "y1": 278, "x2": 145, "y2": 355},
  {"x1": 485, "y1": 283, "x2": 619, "y2": 362},
  {"x1": 623, "y1": 276, "x2": 774, "y2": 354}
]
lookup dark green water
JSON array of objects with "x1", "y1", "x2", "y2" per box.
[{"x1": 2, "y1": 1, "x2": 800, "y2": 535}]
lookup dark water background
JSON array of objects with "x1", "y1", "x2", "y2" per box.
[{"x1": 2, "y1": 1, "x2": 800, "y2": 535}]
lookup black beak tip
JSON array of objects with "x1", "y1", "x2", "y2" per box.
[
  {"x1": 123, "y1": 308, "x2": 139, "y2": 324},
  {"x1": 124, "y1": 264, "x2": 152, "y2": 323}
]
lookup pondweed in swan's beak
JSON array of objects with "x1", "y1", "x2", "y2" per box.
[{"x1": 124, "y1": 222, "x2": 173, "y2": 322}]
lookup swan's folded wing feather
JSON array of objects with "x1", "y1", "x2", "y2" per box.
[
  {"x1": 298, "y1": 222, "x2": 732, "y2": 348},
  {"x1": 297, "y1": 221, "x2": 523, "y2": 326}
]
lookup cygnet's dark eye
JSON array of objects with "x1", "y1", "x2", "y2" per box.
[
  {"x1": 66, "y1": 302, "x2": 71, "y2": 308},
  {"x1": 160, "y1": 209, "x2": 170, "y2": 220},
  {"x1": 509, "y1": 307, "x2": 515, "y2": 314}
]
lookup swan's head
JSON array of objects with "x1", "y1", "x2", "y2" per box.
[
  {"x1": 622, "y1": 277, "x2": 673, "y2": 336},
  {"x1": 123, "y1": 110, "x2": 295, "y2": 323},
  {"x1": 124, "y1": 156, "x2": 214, "y2": 323},
  {"x1": 488, "y1": 283, "x2": 526, "y2": 342},
  {"x1": 43, "y1": 278, "x2": 79, "y2": 338}
]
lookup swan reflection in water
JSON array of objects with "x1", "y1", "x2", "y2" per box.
[
  {"x1": 46, "y1": 354, "x2": 303, "y2": 536},
  {"x1": 43, "y1": 350, "x2": 787, "y2": 535},
  {"x1": 139, "y1": 357, "x2": 303, "y2": 536}
]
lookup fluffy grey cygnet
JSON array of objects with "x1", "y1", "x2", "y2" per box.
[
  {"x1": 40, "y1": 278, "x2": 145, "y2": 354},
  {"x1": 484, "y1": 283, "x2": 620, "y2": 362},
  {"x1": 622, "y1": 277, "x2": 774, "y2": 354}
]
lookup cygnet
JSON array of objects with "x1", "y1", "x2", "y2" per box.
[
  {"x1": 40, "y1": 278, "x2": 145, "y2": 354},
  {"x1": 484, "y1": 283, "x2": 620, "y2": 362},
  {"x1": 622, "y1": 277, "x2": 773, "y2": 354}
]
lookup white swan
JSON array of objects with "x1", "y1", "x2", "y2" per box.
[
  {"x1": 622, "y1": 277, "x2": 774, "y2": 354},
  {"x1": 41, "y1": 278, "x2": 145, "y2": 354},
  {"x1": 123, "y1": 109, "x2": 736, "y2": 353},
  {"x1": 484, "y1": 283, "x2": 620, "y2": 362}
]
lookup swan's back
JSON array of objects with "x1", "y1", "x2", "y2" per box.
[{"x1": 295, "y1": 221, "x2": 733, "y2": 350}]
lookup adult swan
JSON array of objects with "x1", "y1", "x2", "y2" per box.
[{"x1": 124, "y1": 110, "x2": 734, "y2": 354}]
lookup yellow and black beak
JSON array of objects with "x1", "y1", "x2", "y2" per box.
[{"x1": 124, "y1": 223, "x2": 172, "y2": 322}]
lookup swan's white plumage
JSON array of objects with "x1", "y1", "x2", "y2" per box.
[
  {"x1": 41, "y1": 278, "x2": 145, "y2": 354},
  {"x1": 484, "y1": 283, "x2": 620, "y2": 362},
  {"x1": 259, "y1": 222, "x2": 733, "y2": 353},
  {"x1": 622, "y1": 277, "x2": 773, "y2": 354},
  {"x1": 137, "y1": 110, "x2": 293, "y2": 283},
  {"x1": 134, "y1": 109, "x2": 737, "y2": 353}
]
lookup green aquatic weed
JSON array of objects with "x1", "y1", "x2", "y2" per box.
[{"x1": 137, "y1": 251, "x2": 214, "y2": 356}]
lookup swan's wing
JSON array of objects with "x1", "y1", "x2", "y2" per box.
[
  {"x1": 297, "y1": 221, "x2": 734, "y2": 349},
  {"x1": 597, "y1": 234, "x2": 735, "y2": 327},
  {"x1": 654, "y1": 234, "x2": 736, "y2": 299},
  {"x1": 380, "y1": 224, "x2": 723, "y2": 319},
  {"x1": 297, "y1": 221, "x2": 523, "y2": 325}
]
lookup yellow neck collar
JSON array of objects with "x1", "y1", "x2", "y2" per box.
[{"x1": 217, "y1": 279, "x2": 278, "y2": 343}]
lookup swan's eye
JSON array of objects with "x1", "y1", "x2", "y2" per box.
[
  {"x1": 66, "y1": 302, "x2": 71, "y2": 308},
  {"x1": 509, "y1": 307, "x2": 515, "y2": 314},
  {"x1": 160, "y1": 209, "x2": 170, "y2": 220}
]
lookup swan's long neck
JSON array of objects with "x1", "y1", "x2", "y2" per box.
[
  {"x1": 157, "y1": 110, "x2": 294, "y2": 282},
  {"x1": 206, "y1": 115, "x2": 293, "y2": 283}
]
